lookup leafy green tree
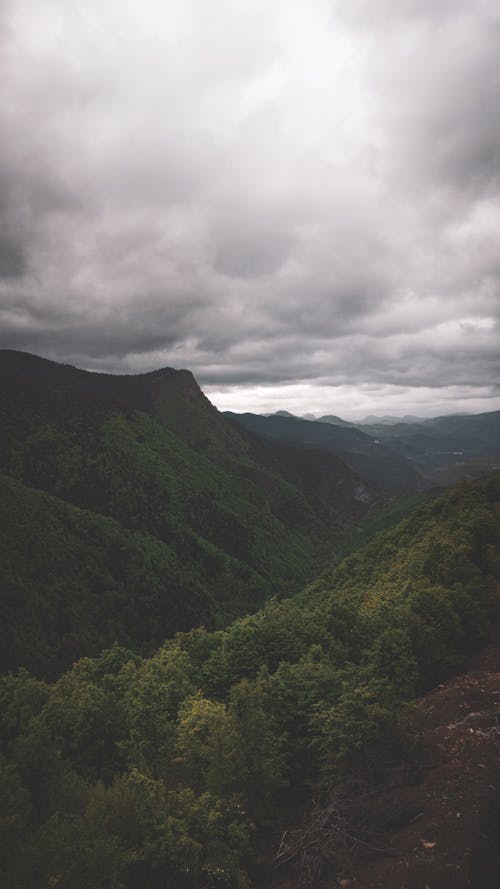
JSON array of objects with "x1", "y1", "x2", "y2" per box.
[
  {"x1": 39, "y1": 670, "x2": 127, "y2": 781},
  {"x1": 314, "y1": 676, "x2": 403, "y2": 777},
  {"x1": 0, "y1": 753, "x2": 32, "y2": 878},
  {"x1": 268, "y1": 645, "x2": 343, "y2": 789},
  {"x1": 175, "y1": 694, "x2": 243, "y2": 798},
  {"x1": 228, "y1": 677, "x2": 286, "y2": 823},
  {"x1": 122, "y1": 644, "x2": 195, "y2": 775},
  {"x1": 366, "y1": 625, "x2": 418, "y2": 697}
]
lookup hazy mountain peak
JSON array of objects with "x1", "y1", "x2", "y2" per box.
[
  {"x1": 316, "y1": 414, "x2": 354, "y2": 428},
  {"x1": 358, "y1": 414, "x2": 425, "y2": 425}
]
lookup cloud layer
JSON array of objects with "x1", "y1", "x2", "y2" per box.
[{"x1": 1, "y1": 0, "x2": 499, "y2": 416}]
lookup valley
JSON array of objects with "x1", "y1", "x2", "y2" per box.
[
  {"x1": 226, "y1": 407, "x2": 500, "y2": 492},
  {"x1": 0, "y1": 351, "x2": 499, "y2": 889}
]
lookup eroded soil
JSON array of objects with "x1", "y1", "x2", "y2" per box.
[
  {"x1": 331, "y1": 635, "x2": 500, "y2": 889},
  {"x1": 272, "y1": 630, "x2": 500, "y2": 889}
]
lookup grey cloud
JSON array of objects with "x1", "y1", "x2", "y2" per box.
[
  {"x1": 213, "y1": 226, "x2": 297, "y2": 278},
  {"x1": 383, "y1": 25, "x2": 500, "y2": 198},
  {"x1": 0, "y1": 237, "x2": 26, "y2": 278},
  {"x1": 329, "y1": 0, "x2": 496, "y2": 30},
  {"x1": 0, "y1": 0, "x2": 499, "y2": 416}
]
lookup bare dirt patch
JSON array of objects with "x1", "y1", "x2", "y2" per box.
[
  {"x1": 328, "y1": 635, "x2": 500, "y2": 889},
  {"x1": 269, "y1": 630, "x2": 500, "y2": 889}
]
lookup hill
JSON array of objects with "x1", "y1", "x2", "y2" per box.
[
  {"x1": 2, "y1": 350, "x2": 499, "y2": 887},
  {"x1": 0, "y1": 472, "x2": 217, "y2": 677},
  {"x1": 359, "y1": 410, "x2": 500, "y2": 484},
  {"x1": 357, "y1": 413, "x2": 425, "y2": 425},
  {"x1": 228, "y1": 406, "x2": 500, "y2": 490},
  {"x1": 343, "y1": 634, "x2": 500, "y2": 889},
  {"x1": 224, "y1": 411, "x2": 424, "y2": 493},
  {"x1": 316, "y1": 414, "x2": 356, "y2": 427},
  {"x1": 0, "y1": 351, "x2": 381, "y2": 675},
  {"x1": 0, "y1": 473, "x2": 498, "y2": 888}
]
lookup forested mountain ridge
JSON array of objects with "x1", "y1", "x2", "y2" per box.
[
  {"x1": 0, "y1": 473, "x2": 498, "y2": 888},
  {"x1": 0, "y1": 351, "x2": 382, "y2": 676},
  {"x1": 0, "y1": 472, "x2": 215, "y2": 677},
  {"x1": 284, "y1": 403, "x2": 500, "y2": 483},
  {"x1": 357, "y1": 409, "x2": 500, "y2": 484},
  {"x1": 224, "y1": 410, "x2": 424, "y2": 493},
  {"x1": 2, "y1": 350, "x2": 499, "y2": 888}
]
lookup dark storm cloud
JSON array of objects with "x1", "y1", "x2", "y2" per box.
[
  {"x1": 0, "y1": 237, "x2": 26, "y2": 279},
  {"x1": 0, "y1": 286, "x2": 203, "y2": 362},
  {"x1": 1, "y1": 0, "x2": 499, "y2": 414},
  {"x1": 213, "y1": 226, "x2": 297, "y2": 278},
  {"x1": 0, "y1": 181, "x2": 27, "y2": 278}
]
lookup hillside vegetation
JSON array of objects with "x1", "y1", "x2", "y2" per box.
[
  {"x1": 231, "y1": 407, "x2": 500, "y2": 491},
  {"x1": 1, "y1": 473, "x2": 498, "y2": 888},
  {"x1": 224, "y1": 410, "x2": 424, "y2": 493},
  {"x1": 311, "y1": 408, "x2": 500, "y2": 486},
  {"x1": 0, "y1": 473, "x2": 214, "y2": 677},
  {"x1": 0, "y1": 351, "x2": 381, "y2": 676}
]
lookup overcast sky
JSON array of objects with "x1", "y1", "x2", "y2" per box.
[{"x1": 1, "y1": 0, "x2": 499, "y2": 418}]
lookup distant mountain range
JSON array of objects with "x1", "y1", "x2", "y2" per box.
[
  {"x1": 227, "y1": 407, "x2": 500, "y2": 488},
  {"x1": 356, "y1": 413, "x2": 427, "y2": 425},
  {"x1": 291, "y1": 411, "x2": 470, "y2": 426},
  {"x1": 2, "y1": 350, "x2": 500, "y2": 889},
  {"x1": 316, "y1": 413, "x2": 356, "y2": 427},
  {"x1": 225, "y1": 411, "x2": 424, "y2": 493}
]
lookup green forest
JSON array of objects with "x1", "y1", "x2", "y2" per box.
[
  {"x1": 1, "y1": 473, "x2": 499, "y2": 888},
  {"x1": 0, "y1": 351, "x2": 382, "y2": 681},
  {"x1": 1, "y1": 353, "x2": 499, "y2": 888}
]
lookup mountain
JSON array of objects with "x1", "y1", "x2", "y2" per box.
[
  {"x1": 1, "y1": 472, "x2": 498, "y2": 888},
  {"x1": 224, "y1": 410, "x2": 424, "y2": 493},
  {"x1": 358, "y1": 410, "x2": 500, "y2": 483},
  {"x1": 1, "y1": 349, "x2": 499, "y2": 888},
  {"x1": 242, "y1": 404, "x2": 500, "y2": 488},
  {"x1": 316, "y1": 414, "x2": 355, "y2": 427},
  {"x1": 0, "y1": 350, "x2": 381, "y2": 674},
  {"x1": 357, "y1": 413, "x2": 425, "y2": 425},
  {"x1": 0, "y1": 472, "x2": 214, "y2": 677}
]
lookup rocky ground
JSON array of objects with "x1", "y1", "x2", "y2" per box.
[{"x1": 272, "y1": 627, "x2": 500, "y2": 889}]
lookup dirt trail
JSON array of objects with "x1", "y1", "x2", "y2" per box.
[{"x1": 331, "y1": 632, "x2": 500, "y2": 889}]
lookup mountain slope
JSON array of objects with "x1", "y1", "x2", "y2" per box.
[
  {"x1": 316, "y1": 414, "x2": 356, "y2": 427},
  {"x1": 0, "y1": 351, "x2": 382, "y2": 675},
  {"x1": 359, "y1": 410, "x2": 500, "y2": 483},
  {"x1": 224, "y1": 410, "x2": 424, "y2": 493},
  {"x1": 0, "y1": 473, "x2": 216, "y2": 677},
  {"x1": 227, "y1": 405, "x2": 500, "y2": 491},
  {"x1": 0, "y1": 473, "x2": 498, "y2": 889},
  {"x1": 353, "y1": 635, "x2": 500, "y2": 889}
]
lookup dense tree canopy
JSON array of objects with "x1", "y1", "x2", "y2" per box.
[{"x1": 1, "y1": 474, "x2": 498, "y2": 887}]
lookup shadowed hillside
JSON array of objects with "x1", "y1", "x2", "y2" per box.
[
  {"x1": 224, "y1": 410, "x2": 424, "y2": 493},
  {"x1": 0, "y1": 351, "x2": 382, "y2": 675},
  {"x1": 0, "y1": 473, "x2": 498, "y2": 888}
]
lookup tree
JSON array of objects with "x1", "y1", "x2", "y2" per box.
[{"x1": 175, "y1": 693, "x2": 242, "y2": 798}]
